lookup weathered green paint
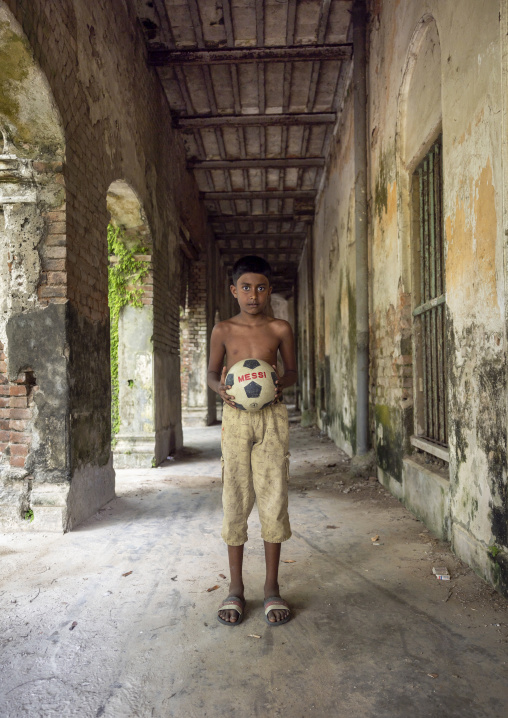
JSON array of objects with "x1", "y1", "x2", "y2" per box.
[
  {"x1": 374, "y1": 149, "x2": 393, "y2": 221},
  {"x1": 374, "y1": 403, "x2": 404, "y2": 482},
  {"x1": 0, "y1": 21, "x2": 30, "y2": 140}
]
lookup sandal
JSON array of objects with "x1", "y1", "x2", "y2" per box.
[
  {"x1": 217, "y1": 596, "x2": 246, "y2": 627},
  {"x1": 264, "y1": 596, "x2": 291, "y2": 626}
]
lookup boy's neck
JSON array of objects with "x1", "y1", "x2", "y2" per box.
[{"x1": 236, "y1": 308, "x2": 270, "y2": 324}]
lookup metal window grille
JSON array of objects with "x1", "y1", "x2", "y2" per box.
[{"x1": 413, "y1": 139, "x2": 448, "y2": 446}]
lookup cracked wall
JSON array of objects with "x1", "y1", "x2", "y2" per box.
[{"x1": 311, "y1": 0, "x2": 508, "y2": 595}]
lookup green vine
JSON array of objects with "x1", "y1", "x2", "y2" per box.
[{"x1": 108, "y1": 224, "x2": 149, "y2": 439}]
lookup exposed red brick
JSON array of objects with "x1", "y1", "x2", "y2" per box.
[
  {"x1": 10, "y1": 443, "x2": 29, "y2": 457},
  {"x1": 10, "y1": 409, "x2": 32, "y2": 420},
  {"x1": 9, "y1": 431, "x2": 31, "y2": 444},
  {"x1": 47, "y1": 271, "x2": 67, "y2": 285},
  {"x1": 39, "y1": 286, "x2": 67, "y2": 298},
  {"x1": 10, "y1": 455, "x2": 26, "y2": 468},
  {"x1": 10, "y1": 397, "x2": 28, "y2": 409},
  {"x1": 10, "y1": 385, "x2": 28, "y2": 396}
]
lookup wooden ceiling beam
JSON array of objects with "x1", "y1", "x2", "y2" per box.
[
  {"x1": 215, "y1": 233, "x2": 306, "y2": 241},
  {"x1": 210, "y1": 213, "x2": 314, "y2": 222},
  {"x1": 149, "y1": 44, "x2": 353, "y2": 66},
  {"x1": 202, "y1": 190, "x2": 316, "y2": 200},
  {"x1": 178, "y1": 113, "x2": 335, "y2": 129},
  {"x1": 189, "y1": 157, "x2": 324, "y2": 170}
]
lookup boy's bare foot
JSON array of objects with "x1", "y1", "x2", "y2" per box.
[
  {"x1": 217, "y1": 594, "x2": 246, "y2": 626},
  {"x1": 264, "y1": 595, "x2": 291, "y2": 625},
  {"x1": 218, "y1": 580, "x2": 245, "y2": 625},
  {"x1": 264, "y1": 580, "x2": 291, "y2": 624},
  {"x1": 218, "y1": 578, "x2": 245, "y2": 624}
]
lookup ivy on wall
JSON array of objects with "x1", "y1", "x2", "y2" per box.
[{"x1": 107, "y1": 224, "x2": 149, "y2": 438}]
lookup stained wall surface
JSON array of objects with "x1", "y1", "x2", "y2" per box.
[{"x1": 305, "y1": 0, "x2": 508, "y2": 595}]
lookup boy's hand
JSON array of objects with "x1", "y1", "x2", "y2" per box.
[
  {"x1": 272, "y1": 364, "x2": 283, "y2": 403},
  {"x1": 219, "y1": 366, "x2": 236, "y2": 408}
]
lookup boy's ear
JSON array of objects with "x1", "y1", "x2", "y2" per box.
[{"x1": 230, "y1": 283, "x2": 238, "y2": 298}]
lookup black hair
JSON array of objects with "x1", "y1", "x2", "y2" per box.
[{"x1": 232, "y1": 255, "x2": 272, "y2": 285}]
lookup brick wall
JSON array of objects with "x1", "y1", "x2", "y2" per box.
[
  {"x1": 369, "y1": 291, "x2": 413, "y2": 412},
  {"x1": 0, "y1": 350, "x2": 38, "y2": 473},
  {"x1": 180, "y1": 258, "x2": 208, "y2": 415}
]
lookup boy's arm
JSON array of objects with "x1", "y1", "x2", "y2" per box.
[
  {"x1": 274, "y1": 321, "x2": 298, "y2": 399},
  {"x1": 207, "y1": 324, "x2": 236, "y2": 408}
]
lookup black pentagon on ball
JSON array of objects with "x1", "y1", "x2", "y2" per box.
[
  {"x1": 244, "y1": 381, "x2": 262, "y2": 398},
  {"x1": 271, "y1": 372, "x2": 277, "y2": 385},
  {"x1": 243, "y1": 359, "x2": 261, "y2": 369},
  {"x1": 226, "y1": 373, "x2": 234, "y2": 386}
]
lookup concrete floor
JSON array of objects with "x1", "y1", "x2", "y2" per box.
[{"x1": 1, "y1": 422, "x2": 507, "y2": 718}]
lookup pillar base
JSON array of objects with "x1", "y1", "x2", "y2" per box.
[
  {"x1": 182, "y1": 406, "x2": 209, "y2": 427},
  {"x1": 113, "y1": 434, "x2": 156, "y2": 468}
]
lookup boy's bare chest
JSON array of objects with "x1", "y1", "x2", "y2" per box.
[{"x1": 225, "y1": 325, "x2": 280, "y2": 366}]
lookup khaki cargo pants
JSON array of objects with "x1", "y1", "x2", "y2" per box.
[{"x1": 221, "y1": 402, "x2": 291, "y2": 546}]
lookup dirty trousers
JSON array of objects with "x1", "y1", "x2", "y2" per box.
[{"x1": 221, "y1": 402, "x2": 291, "y2": 546}]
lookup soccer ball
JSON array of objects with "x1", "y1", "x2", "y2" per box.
[{"x1": 225, "y1": 358, "x2": 277, "y2": 412}]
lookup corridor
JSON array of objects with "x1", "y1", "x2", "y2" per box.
[{"x1": 1, "y1": 421, "x2": 507, "y2": 718}]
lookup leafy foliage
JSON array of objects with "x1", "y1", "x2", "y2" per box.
[{"x1": 108, "y1": 224, "x2": 149, "y2": 438}]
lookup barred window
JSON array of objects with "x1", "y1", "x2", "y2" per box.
[{"x1": 411, "y1": 138, "x2": 448, "y2": 462}]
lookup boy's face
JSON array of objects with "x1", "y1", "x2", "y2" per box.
[{"x1": 231, "y1": 272, "x2": 272, "y2": 315}]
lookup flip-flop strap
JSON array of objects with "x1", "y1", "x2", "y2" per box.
[
  {"x1": 264, "y1": 598, "x2": 290, "y2": 615},
  {"x1": 219, "y1": 598, "x2": 244, "y2": 615}
]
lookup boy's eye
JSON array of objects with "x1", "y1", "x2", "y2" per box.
[
  {"x1": 258, "y1": 287, "x2": 265, "y2": 292},
  {"x1": 241, "y1": 285, "x2": 250, "y2": 291}
]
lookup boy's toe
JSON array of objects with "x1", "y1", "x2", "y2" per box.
[
  {"x1": 264, "y1": 597, "x2": 291, "y2": 626},
  {"x1": 218, "y1": 596, "x2": 245, "y2": 627}
]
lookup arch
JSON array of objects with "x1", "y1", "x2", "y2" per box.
[
  {"x1": 0, "y1": 3, "x2": 74, "y2": 530},
  {"x1": 106, "y1": 180, "x2": 155, "y2": 468},
  {"x1": 394, "y1": 15, "x2": 446, "y2": 464},
  {"x1": 395, "y1": 14, "x2": 443, "y2": 288}
]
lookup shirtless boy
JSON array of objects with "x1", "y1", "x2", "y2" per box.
[{"x1": 207, "y1": 255, "x2": 297, "y2": 627}]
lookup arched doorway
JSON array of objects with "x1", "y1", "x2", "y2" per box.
[
  {"x1": 0, "y1": 5, "x2": 74, "y2": 530},
  {"x1": 106, "y1": 180, "x2": 156, "y2": 468}
]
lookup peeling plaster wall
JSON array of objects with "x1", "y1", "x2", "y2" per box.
[
  {"x1": 312, "y1": 89, "x2": 356, "y2": 453},
  {"x1": 368, "y1": 0, "x2": 507, "y2": 593},
  {"x1": 311, "y1": 0, "x2": 508, "y2": 594}
]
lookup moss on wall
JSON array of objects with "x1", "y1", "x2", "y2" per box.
[
  {"x1": 107, "y1": 224, "x2": 149, "y2": 438},
  {"x1": 0, "y1": 21, "x2": 30, "y2": 140},
  {"x1": 374, "y1": 403, "x2": 405, "y2": 481},
  {"x1": 374, "y1": 149, "x2": 393, "y2": 221}
]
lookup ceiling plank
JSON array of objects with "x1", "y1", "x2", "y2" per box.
[
  {"x1": 317, "y1": 0, "x2": 332, "y2": 44},
  {"x1": 187, "y1": 0, "x2": 205, "y2": 47},
  {"x1": 149, "y1": 45, "x2": 353, "y2": 66},
  {"x1": 189, "y1": 158, "x2": 325, "y2": 169},
  {"x1": 222, "y1": 0, "x2": 234, "y2": 45},
  {"x1": 255, "y1": 0, "x2": 264, "y2": 45},
  {"x1": 286, "y1": 0, "x2": 297, "y2": 45}
]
